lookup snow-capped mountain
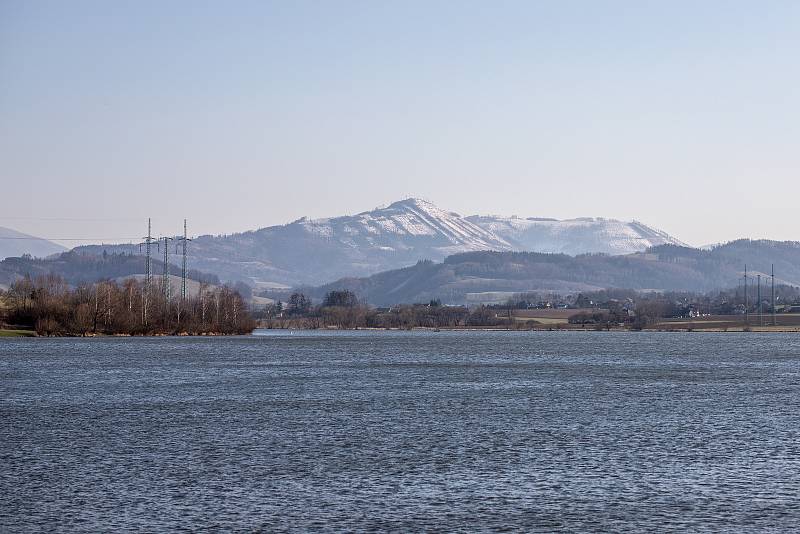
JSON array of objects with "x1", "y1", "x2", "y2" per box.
[
  {"x1": 466, "y1": 215, "x2": 686, "y2": 255},
  {"x1": 75, "y1": 198, "x2": 686, "y2": 287},
  {"x1": 296, "y1": 198, "x2": 510, "y2": 255}
]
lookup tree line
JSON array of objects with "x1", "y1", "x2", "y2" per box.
[
  {"x1": 0, "y1": 274, "x2": 255, "y2": 336},
  {"x1": 253, "y1": 285, "x2": 800, "y2": 331},
  {"x1": 255, "y1": 290, "x2": 510, "y2": 329}
]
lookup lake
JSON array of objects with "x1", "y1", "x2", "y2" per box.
[{"x1": 2, "y1": 331, "x2": 799, "y2": 531}]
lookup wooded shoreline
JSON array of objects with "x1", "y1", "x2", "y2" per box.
[
  {"x1": 255, "y1": 324, "x2": 800, "y2": 333},
  {"x1": 0, "y1": 275, "x2": 255, "y2": 337}
]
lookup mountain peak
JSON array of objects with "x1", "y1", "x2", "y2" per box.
[{"x1": 385, "y1": 197, "x2": 441, "y2": 212}]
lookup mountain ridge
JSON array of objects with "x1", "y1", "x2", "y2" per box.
[
  {"x1": 0, "y1": 227, "x2": 67, "y2": 260},
  {"x1": 466, "y1": 213, "x2": 686, "y2": 255},
  {"x1": 71, "y1": 198, "x2": 687, "y2": 286},
  {"x1": 307, "y1": 239, "x2": 800, "y2": 306}
]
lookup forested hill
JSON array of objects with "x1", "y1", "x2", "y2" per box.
[
  {"x1": 0, "y1": 251, "x2": 219, "y2": 289},
  {"x1": 309, "y1": 240, "x2": 800, "y2": 306}
]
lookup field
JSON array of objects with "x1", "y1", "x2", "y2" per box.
[
  {"x1": 0, "y1": 329, "x2": 37, "y2": 338},
  {"x1": 651, "y1": 314, "x2": 800, "y2": 332},
  {"x1": 0, "y1": 295, "x2": 36, "y2": 336},
  {"x1": 511, "y1": 308, "x2": 606, "y2": 325},
  {"x1": 510, "y1": 309, "x2": 800, "y2": 332}
]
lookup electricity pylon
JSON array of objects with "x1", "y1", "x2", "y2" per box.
[
  {"x1": 176, "y1": 219, "x2": 192, "y2": 302},
  {"x1": 138, "y1": 218, "x2": 157, "y2": 325}
]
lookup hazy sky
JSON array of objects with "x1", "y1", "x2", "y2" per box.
[{"x1": 2, "y1": 0, "x2": 799, "y2": 247}]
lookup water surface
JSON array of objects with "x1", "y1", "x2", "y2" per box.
[{"x1": 2, "y1": 331, "x2": 799, "y2": 531}]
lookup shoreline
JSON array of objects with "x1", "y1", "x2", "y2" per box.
[
  {"x1": 0, "y1": 329, "x2": 254, "y2": 338},
  {"x1": 255, "y1": 325, "x2": 800, "y2": 333},
  {"x1": 4, "y1": 326, "x2": 799, "y2": 338}
]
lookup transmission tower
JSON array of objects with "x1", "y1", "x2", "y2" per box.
[
  {"x1": 145, "y1": 219, "x2": 153, "y2": 289},
  {"x1": 757, "y1": 274, "x2": 762, "y2": 327},
  {"x1": 772, "y1": 264, "x2": 776, "y2": 327},
  {"x1": 162, "y1": 235, "x2": 173, "y2": 307},
  {"x1": 138, "y1": 218, "x2": 157, "y2": 325},
  {"x1": 177, "y1": 219, "x2": 192, "y2": 301},
  {"x1": 744, "y1": 265, "x2": 748, "y2": 326}
]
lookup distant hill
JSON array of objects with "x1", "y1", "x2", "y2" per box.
[
  {"x1": 308, "y1": 240, "x2": 800, "y2": 306},
  {"x1": 73, "y1": 198, "x2": 686, "y2": 287},
  {"x1": 0, "y1": 227, "x2": 66, "y2": 260},
  {"x1": 0, "y1": 251, "x2": 219, "y2": 290}
]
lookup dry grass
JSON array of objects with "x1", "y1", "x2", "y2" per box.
[
  {"x1": 515, "y1": 308, "x2": 603, "y2": 319},
  {"x1": 652, "y1": 314, "x2": 800, "y2": 332},
  {"x1": 0, "y1": 329, "x2": 36, "y2": 338},
  {"x1": 511, "y1": 308, "x2": 610, "y2": 326},
  {"x1": 513, "y1": 316, "x2": 566, "y2": 325}
]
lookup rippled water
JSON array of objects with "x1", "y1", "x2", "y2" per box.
[{"x1": 2, "y1": 331, "x2": 800, "y2": 531}]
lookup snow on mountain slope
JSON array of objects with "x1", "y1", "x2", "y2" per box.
[
  {"x1": 466, "y1": 215, "x2": 686, "y2": 255},
  {"x1": 295, "y1": 198, "x2": 511, "y2": 253}
]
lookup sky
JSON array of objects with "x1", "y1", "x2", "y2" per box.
[{"x1": 1, "y1": 0, "x2": 799, "y2": 247}]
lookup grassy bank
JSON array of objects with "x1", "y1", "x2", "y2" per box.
[{"x1": 0, "y1": 329, "x2": 37, "y2": 338}]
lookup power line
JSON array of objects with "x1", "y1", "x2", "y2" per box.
[
  {"x1": 0, "y1": 216, "x2": 149, "y2": 222},
  {"x1": 0, "y1": 237, "x2": 142, "y2": 241}
]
